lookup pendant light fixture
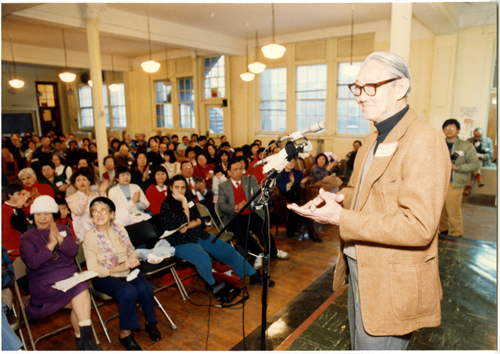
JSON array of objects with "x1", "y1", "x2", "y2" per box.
[
  {"x1": 248, "y1": 30, "x2": 266, "y2": 74},
  {"x1": 342, "y1": 6, "x2": 360, "y2": 77},
  {"x1": 141, "y1": 13, "x2": 161, "y2": 73},
  {"x1": 7, "y1": 34, "x2": 24, "y2": 89},
  {"x1": 109, "y1": 53, "x2": 120, "y2": 92},
  {"x1": 261, "y1": 4, "x2": 286, "y2": 60},
  {"x1": 240, "y1": 25, "x2": 255, "y2": 82},
  {"x1": 59, "y1": 28, "x2": 76, "y2": 83}
]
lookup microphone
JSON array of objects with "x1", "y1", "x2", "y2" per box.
[{"x1": 276, "y1": 120, "x2": 325, "y2": 143}]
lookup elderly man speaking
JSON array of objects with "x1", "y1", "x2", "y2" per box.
[{"x1": 289, "y1": 52, "x2": 450, "y2": 350}]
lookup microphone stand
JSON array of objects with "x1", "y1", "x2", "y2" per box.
[{"x1": 212, "y1": 142, "x2": 304, "y2": 350}]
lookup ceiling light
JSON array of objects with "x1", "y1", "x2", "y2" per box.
[
  {"x1": 87, "y1": 79, "x2": 93, "y2": 87},
  {"x1": 261, "y1": 4, "x2": 286, "y2": 60},
  {"x1": 248, "y1": 30, "x2": 266, "y2": 74},
  {"x1": 7, "y1": 34, "x2": 24, "y2": 89},
  {"x1": 342, "y1": 6, "x2": 360, "y2": 77},
  {"x1": 240, "y1": 25, "x2": 255, "y2": 82},
  {"x1": 58, "y1": 28, "x2": 76, "y2": 82},
  {"x1": 141, "y1": 13, "x2": 160, "y2": 74}
]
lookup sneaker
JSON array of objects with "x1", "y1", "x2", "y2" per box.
[
  {"x1": 276, "y1": 249, "x2": 289, "y2": 260},
  {"x1": 254, "y1": 253, "x2": 263, "y2": 270}
]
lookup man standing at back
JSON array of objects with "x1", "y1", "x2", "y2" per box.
[{"x1": 289, "y1": 52, "x2": 450, "y2": 350}]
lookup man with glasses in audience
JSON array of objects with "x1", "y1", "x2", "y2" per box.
[{"x1": 289, "y1": 52, "x2": 450, "y2": 350}]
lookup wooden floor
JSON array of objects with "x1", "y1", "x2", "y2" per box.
[{"x1": 21, "y1": 224, "x2": 341, "y2": 351}]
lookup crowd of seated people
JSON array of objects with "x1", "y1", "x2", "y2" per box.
[{"x1": 1, "y1": 129, "x2": 351, "y2": 350}]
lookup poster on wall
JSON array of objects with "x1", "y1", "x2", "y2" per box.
[{"x1": 459, "y1": 107, "x2": 478, "y2": 138}]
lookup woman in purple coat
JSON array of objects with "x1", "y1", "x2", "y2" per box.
[{"x1": 19, "y1": 195, "x2": 101, "y2": 351}]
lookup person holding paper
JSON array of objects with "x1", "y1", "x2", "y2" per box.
[
  {"x1": 82, "y1": 197, "x2": 160, "y2": 351},
  {"x1": 159, "y1": 175, "x2": 272, "y2": 296},
  {"x1": 19, "y1": 195, "x2": 101, "y2": 351}
]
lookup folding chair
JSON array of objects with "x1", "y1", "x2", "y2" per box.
[
  {"x1": 213, "y1": 203, "x2": 235, "y2": 243},
  {"x1": 12, "y1": 257, "x2": 100, "y2": 350},
  {"x1": 5, "y1": 288, "x2": 27, "y2": 350}
]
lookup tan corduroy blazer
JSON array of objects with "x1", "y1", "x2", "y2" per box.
[{"x1": 333, "y1": 109, "x2": 451, "y2": 336}]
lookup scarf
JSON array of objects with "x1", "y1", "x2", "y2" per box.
[{"x1": 93, "y1": 223, "x2": 135, "y2": 269}]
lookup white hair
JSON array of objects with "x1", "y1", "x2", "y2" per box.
[
  {"x1": 18, "y1": 167, "x2": 37, "y2": 179},
  {"x1": 365, "y1": 51, "x2": 412, "y2": 98}
]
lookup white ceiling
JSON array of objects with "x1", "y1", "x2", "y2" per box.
[{"x1": 1, "y1": 2, "x2": 497, "y2": 70}]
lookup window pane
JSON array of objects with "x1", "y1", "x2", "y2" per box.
[
  {"x1": 260, "y1": 67, "x2": 287, "y2": 131},
  {"x1": 203, "y1": 55, "x2": 225, "y2": 98},
  {"x1": 155, "y1": 81, "x2": 173, "y2": 128},
  {"x1": 336, "y1": 62, "x2": 366, "y2": 134},
  {"x1": 208, "y1": 107, "x2": 224, "y2": 134},
  {"x1": 296, "y1": 64, "x2": 327, "y2": 131},
  {"x1": 110, "y1": 83, "x2": 127, "y2": 128},
  {"x1": 178, "y1": 78, "x2": 195, "y2": 128}
]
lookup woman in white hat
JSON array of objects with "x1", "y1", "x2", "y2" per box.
[{"x1": 18, "y1": 195, "x2": 101, "y2": 351}]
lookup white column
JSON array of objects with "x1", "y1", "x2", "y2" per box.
[
  {"x1": 390, "y1": 3, "x2": 412, "y2": 63},
  {"x1": 85, "y1": 5, "x2": 107, "y2": 177}
]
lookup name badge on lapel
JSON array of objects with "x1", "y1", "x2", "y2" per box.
[{"x1": 375, "y1": 141, "x2": 398, "y2": 157}]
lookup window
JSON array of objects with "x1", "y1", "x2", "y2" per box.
[
  {"x1": 178, "y1": 78, "x2": 195, "y2": 129},
  {"x1": 208, "y1": 107, "x2": 224, "y2": 134},
  {"x1": 37, "y1": 84, "x2": 56, "y2": 107},
  {"x1": 260, "y1": 68, "x2": 287, "y2": 131},
  {"x1": 203, "y1": 55, "x2": 225, "y2": 99},
  {"x1": 337, "y1": 62, "x2": 368, "y2": 134},
  {"x1": 296, "y1": 64, "x2": 327, "y2": 131},
  {"x1": 78, "y1": 84, "x2": 126, "y2": 128},
  {"x1": 155, "y1": 81, "x2": 173, "y2": 128}
]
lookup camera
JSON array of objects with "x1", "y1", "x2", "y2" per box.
[{"x1": 451, "y1": 152, "x2": 459, "y2": 162}]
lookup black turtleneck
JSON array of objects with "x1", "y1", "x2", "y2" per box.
[{"x1": 373, "y1": 105, "x2": 409, "y2": 151}]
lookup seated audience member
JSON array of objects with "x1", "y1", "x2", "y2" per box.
[
  {"x1": 464, "y1": 127, "x2": 495, "y2": 195},
  {"x1": 2, "y1": 184, "x2": 28, "y2": 257},
  {"x1": 190, "y1": 134, "x2": 199, "y2": 147},
  {"x1": 217, "y1": 150, "x2": 231, "y2": 176},
  {"x1": 108, "y1": 166, "x2": 151, "y2": 222},
  {"x1": 82, "y1": 197, "x2": 159, "y2": 351},
  {"x1": 19, "y1": 196, "x2": 102, "y2": 350},
  {"x1": 123, "y1": 132, "x2": 136, "y2": 151},
  {"x1": 55, "y1": 197, "x2": 76, "y2": 242},
  {"x1": 219, "y1": 141, "x2": 233, "y2": 154},
  {"x1": 253, "y1": 139, "x2": 262, "y2": 148},
  {"x1": 309, "y1": 153, "x2": 338, "y2": 185},
  {"x1": 159, "y1": 142, "x2": 168, "y2": 161},
  {"x1": 4, "y1": 133, "x2": 27, "y2": 171},
  {"x1": 115, "y1": 142, "x2": 135, "y2": 168},
  {"x1": 276, "y1": 158, "x2": 321, "y2": 242},
  {"x1": 145, "y1": 166, "x2": 169, "y2": 215},
  {"x1": 65, "y1": 140, "x2": 81, "y2": 170},
  {"x1": 147, "y1": 140, "x2": 164, "y2": 168},
  {"x1": 246, "y1": 147, "x2": 267, "y2": 184},
  {"x1": 160, "y1": 176, "x2": 272, "y2": 295},
  {"x1": 39, "y1": 161, "x2": 69, "y2": 198},
  {"x1": 51, "y1": 153, "x2": 73, "y2": 183},
  {"x1": 66, "y1": 167, "x2": 108, "y2": 242},
  {"x1": 109, "y1": 138, "x2": 121, "y2": 155},
  {"x1": 130, "y1": 151, "x2": 154, "y2": 193},
  {"x1": 193, "y1": 152, "x2": 215, "y2": 189},
  {"x1": 32, "y1": 137, "x2": 54, "y2": 165},
  {"x1": 249, "y1": 143, "x2": 260, "y2": 162},
  {"x1": 204, "y1": 144, "x2": 218, "y2": 165},
  {"x1": 161, "y1": 150, "x2": 181, "y2": 179},
  {"x1": 344, "y1": 140, "x2": 362, "y2": 179},
  {"x1": 52, "y1": 138, "x2": 66, "y2": 158},
  {"x1": 212, "y1": 165, "x2": 227, "y2": 203},
  {"x1": 88, "y1": 143, "x2": 98, "y2": 166},
  {"x1": 18, "y1": 167, "x2": 55, "y2": 215},
  {"x1": 101, "y1": 154, "x2": 118, "y2": 189},
  {"x1": 77, "y1": 157, "x2": 100, "y2": 184},
  {"x1": 217, "y1": 135, "x2": 229, "y2": 151},
  {"x1": 170, "y1": 134, "x2": 180, "y2": 148},
  {"x1": 217, "y1": 159, "x2": 289, "y2": 270},
  {"x1": 184, "y1": 146, "x2": 198, "y2": 166},
  {"x1": 198, "y1": 135, "x2": 207, "y2": 149},
  {"x1": 206, "y1": 138, "x2": 215, "y2": 147},
  {"x1": 233, "y1": 147, "x2": 244, "y2": 158},
  {"x1": 237, "y1": 155, "x2": 250, "y2": 174},
  {"x1": 177, "y1": 136, "x2": 190, "y2": 153},
  {"x1": 2, "y1": 245, "x2": 24, "y2": 351},
  {"x1": 24, "y1": 140, "x2": 37, "y2": 164},
  {"x1": 80, "y1": 138, "x2": 91, "y2": 152}
]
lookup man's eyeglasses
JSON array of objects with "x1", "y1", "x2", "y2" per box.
[
  {"x1": 348, "y1": 78, "x2": 399, "y2": 97},
  {"x1": 91, "y1": 209, "x2": 109, "y2": 216}
]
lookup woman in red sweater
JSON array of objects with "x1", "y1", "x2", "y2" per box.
[
  {"x1": 192, "y1": 152, "x2": 215, "y2": 189},
  {"x1": 145, "y1": 166, "x2": 169, "y2": 215}
]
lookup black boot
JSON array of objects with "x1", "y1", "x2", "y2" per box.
[
  {"x1": 119, "y1": 333, "x2": 142, "y2": 351},
  {"x1": 76, "y1": 325, "x2": 103, "y2": 351},
  {"x1": 306, "y1": 220, "x2": 322, "y2": 242},
  {"x1": 145, "y1": 322, "x2": 161, "y2": 341}
]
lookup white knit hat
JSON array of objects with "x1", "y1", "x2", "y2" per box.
[{"x1": 30, "y1": 195, "x2": 59, "y2": 214}]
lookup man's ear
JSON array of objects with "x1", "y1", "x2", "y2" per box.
[{"x1": 397, "y1": 78, "x2": 410, "y2": 100}]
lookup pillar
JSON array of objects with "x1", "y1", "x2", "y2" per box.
[{"x1": 390, "y1": 3, "x2": 412, "y2": 63}]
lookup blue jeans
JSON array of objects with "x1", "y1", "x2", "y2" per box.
[
  {"x1": 174, "y1": 234, "x2": 256, "y2": 286},
  {"x1": 92, "y1": 271, "x2": 156, "y2": 330},
  {"x1": 2, "y1": 302, "x2": 23, "y2": 351}
]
